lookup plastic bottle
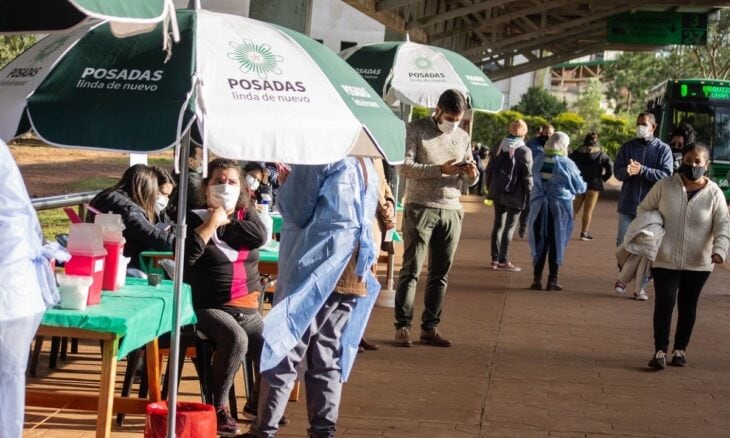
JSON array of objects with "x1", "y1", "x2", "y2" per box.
[{"x1": 259, "y1": 199, "x2": 273, "y2": 248}]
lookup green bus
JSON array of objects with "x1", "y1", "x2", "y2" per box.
[{"x1": 645, "y1": 78, "x2": 730, "y2": 201}]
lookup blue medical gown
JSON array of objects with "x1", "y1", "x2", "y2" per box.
[
  {"x1": 260, "y1": 157, "x2": 380, "y2": 381},
  {"x1": 528, "y1": 155, "x2": 587, "y2": 266}
]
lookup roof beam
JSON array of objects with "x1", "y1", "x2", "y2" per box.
[
  {"x1": 476, "y1": 22, "x2": 605, "y2": 61},
  {"x1": 429, "y1": 0, "x2": 573, "y2": 42},
  {"x1": 343, "y1": 0, "x2": 429, "y2": 41},
  {"x1": 375, "y1": 0, "x2": 422, "y2": 12},
  {"x1": 487, "y1": 42, "x2": 610, "y2": 81},
  {"x1": 406, "y1": 0, "x2": 519, "y2": 31},
  {"x1": 461, "y1": 3, "x2": 633, "y2": 56}
]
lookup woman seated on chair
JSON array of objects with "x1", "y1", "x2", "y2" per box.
[
  {"x1": 89, "y1": 164, "x2": 175, "y2": 274},
  {"x1": 183, "y1": 158, "x2": 285, "y2": 436}
]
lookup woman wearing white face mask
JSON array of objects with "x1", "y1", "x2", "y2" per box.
[
  {"x1": 89, "y1": 164, "x2": 175, "y2": 273},
  {"x1": 243, "y1": 161, "x2": 276, "y2": 205},
  {"x1": 183, "y1": 158, "x2": 287, "y2": 435}
]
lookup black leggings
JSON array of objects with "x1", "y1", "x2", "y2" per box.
[
  {"x1": 651, "y1": 268, "x2": 710, "y2": 353},
  {"x1": 195, "y1": 307, "x2": 264, "y2": 409}
]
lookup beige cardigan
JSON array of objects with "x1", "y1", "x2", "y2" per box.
[{"x1": 637, "y1": 174, "x2": 730, "y2": 271}]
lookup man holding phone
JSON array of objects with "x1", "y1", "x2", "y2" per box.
[{"x1": 394, "y1": 89, "x2": 477, "y2": 348}]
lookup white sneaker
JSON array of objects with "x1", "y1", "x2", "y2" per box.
[
  {"x1": 614, "y1": 280, "x2": 626, "y2": 295},
  {"x1": 634, "y1": 289, "x2": 648, "y2": 301}
]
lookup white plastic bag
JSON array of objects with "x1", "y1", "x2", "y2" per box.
[{"x1": 56, "y1": 273, "x2": 93, "y2": 311}]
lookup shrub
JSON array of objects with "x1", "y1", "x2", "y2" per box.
[{"x1": 598, "y1": 114, "x2": 633, "y2": 158}]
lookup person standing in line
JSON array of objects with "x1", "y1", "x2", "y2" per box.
[
  {"x1": 614, "y1": 112, "x2": 673, "y2": 247},
  {"x1": 393, "y1": 89, "x2": 477, "y2": 348},
  {"x1": 570, "y1": 132, "x2": 613, "y2": 241},
  {"x1": 528, "y1": 132, "x2": 586, "y2": 291},
  {"x1": 637, "y1": 144, "x2": 729, "y2": 369},
  {"x1": 485, "y1": 119, "x2": 533, "y2": 272},
  {"x1": 613, "y1": 113, "x2": 672, "y2": 299},
  {"x1": 246, "y1": 157, "x2": 381, "y2": 438},
  {"x1": 519, "y1": 124, "x2": 554, "y2": 238},
  {"x1": 668, "y1": 122, "x2": 696, "y2": 173}
]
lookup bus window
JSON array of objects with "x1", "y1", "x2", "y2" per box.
[
  {"x1": 670, "y1": 102, "x2": 713, "y2": 145},
  {"x1": 715, "y1": 108, "x2": 730, "y2": 162}
]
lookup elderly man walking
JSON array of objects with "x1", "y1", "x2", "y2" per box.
[{"x1": 394, "y1": 89, "x2": 478, "y2": 348}]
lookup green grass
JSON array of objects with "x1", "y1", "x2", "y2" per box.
[
  {"x1": 67, "y1": 176, "x2": 118, "y2": 192},
  {"x1": 37, "y1": 208, "x2": 72, "y2": 242}
]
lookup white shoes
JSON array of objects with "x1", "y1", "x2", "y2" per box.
[{"x1": 634, "y1": 289, "x2": 648, "y2": 301}]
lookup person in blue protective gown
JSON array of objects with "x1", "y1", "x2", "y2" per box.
[
  {"x1": 527, "y1": 132, "x2": 587, "y2": 291},
  {"x1": 246, "y1": 157, "x2": 380, "y2": 438},
  {"x1": 0, "y1": 139, "x2": 58, "y2": 438}
]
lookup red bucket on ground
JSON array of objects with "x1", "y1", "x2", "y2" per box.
[{"x1": 144, "y1": 401, "x2": 216, "y2": 438}]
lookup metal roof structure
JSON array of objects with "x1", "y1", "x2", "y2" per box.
[{"x1": 342, "y1": 1, "x2": 726, "y2": 81}]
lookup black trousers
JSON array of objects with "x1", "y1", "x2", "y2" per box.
[
  {"x1": 651, "y1": 267, "x2": 711, "y2": 353},
  {"x1": 532, "y1": 206, "x2": 558, "y2": 279}
]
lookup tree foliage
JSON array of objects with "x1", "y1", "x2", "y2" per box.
[
  {"x1": 512, "y1": 86, "x2": 567, "y2": 120},
  {"x1": 689, "y1": 10, "x2": 730, "y2": 80},
  {"x1": 571, "y1": 78, "x2": 603, "y2": 130},
  {"x1": 0, "y1": 36, "x2": 36, "y2": 69},
  {"x1": 604, "y1": 52, "x2": 668, "y2": 115}
]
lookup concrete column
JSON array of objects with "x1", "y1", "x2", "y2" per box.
[{"x1": 249, "y1": 0, "x2": 312, "y2": 34}]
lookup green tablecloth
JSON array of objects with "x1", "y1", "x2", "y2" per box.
[
  {"x1": 271, "y1": 212, "x2": 283, "y2": 234},
  {"x1": 259, "y1": 240, "x2": 279, "y2": 263},
  {"x1": 41, "y1": 278, "x2": 197, "y2": 358}
]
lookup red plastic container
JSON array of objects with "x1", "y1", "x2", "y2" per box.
[
  {"x1": 102, "y1": 240, "x2": 125, "y2": 291},
  {"x1": 144, "y1": 401, "x2": 216, "y2": 438},
  {"x1": 65, "y1": 249, "x2": 107, "y2": 305}
]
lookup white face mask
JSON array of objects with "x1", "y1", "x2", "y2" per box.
[
  {"x1": 154, "y1": 195, "x2": 169, "y2": 214},
  {"x1": 194, "y1": 165, "x2": 204, "y2": 175},
  {"x1": 636, "y1": 125, "x2": 651, "y2": 140},
  {"x1": 208, "y1": 183, "x2": 240, "y2": 211},
  {"x1": 245, "y1": 175, "x2": 260, "y2": 192},
  {"x1": 437, "y1": 119, "x2": 458, "y2": 134}
]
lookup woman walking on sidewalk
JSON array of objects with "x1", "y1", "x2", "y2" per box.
[
  {"x1": 638, "y1": 144, "x2": 729, "y2": 369},
  {"x1": 569, "y1": 132, "x2": 613, "y2": 241},
  {"x1": 527, "y1": 132, "x2": 586, "y2": 291}
]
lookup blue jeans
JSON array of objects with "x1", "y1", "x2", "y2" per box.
[{"x1": 616, "y1": 212, "x2": 635, "y2": 247}]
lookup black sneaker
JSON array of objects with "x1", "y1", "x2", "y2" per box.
[
  {"x1": 671, "y1": 350, "x2": 687, "y2": 367},
  {"x1": 580, "y1": 232, "x2": 593, "y2": 241},
  {"x1": 216, "y1": 407, "x2": 241, "y2": 437},
  {"x1": 518, "y1": 223, "x2": 527, "y2": 239},
  {"x1": 648, "y1": 351, "x2": 666, "y2": 370},
  {"x1": 242, "y1": 401, "x2": 290, "y2": 426}
]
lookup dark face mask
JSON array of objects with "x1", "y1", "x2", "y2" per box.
[{"x1": 680, "y1": 164, "x2": 705, "y2": 181}]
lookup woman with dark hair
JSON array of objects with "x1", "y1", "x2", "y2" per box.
[
  {"x1": 150, "y1": 165, "x2": 176, "y2": 223},
  {"x1": 668, "y1": 122, "x2": 696, "y2": 173},
  {"x1": 639, "y1": 144, "x2": 729, "y2": 369},
  {"x1": 569, "y1": 132, "x2": 613, "y2": 241},
  {"x1": 183, "y1": 158, "x2": 285, "y2": 435},
  {"x1": 89, "y1": 164, "x2": 175, "y2": 271}
]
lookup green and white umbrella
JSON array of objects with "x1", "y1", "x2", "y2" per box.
[
  {"x1": 2, "y1": 10, "x2": 405, "y2": 435},
  {"x1": 1, "y1": 9, "x2": 405, "y2": 164},
  {"x1": 340, "y1": 40, "x2": 503, "y2": 111},
  {"x1": 0, "y1": 0, "x2": 179, "y2": 40}
]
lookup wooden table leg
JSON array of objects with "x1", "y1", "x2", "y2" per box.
[
  {"x1": 145, "y1": 338, "x2": 162, "y2": 402},
  {"x1": 96, "y1": 337, "x2": 119, "y2": 438}
]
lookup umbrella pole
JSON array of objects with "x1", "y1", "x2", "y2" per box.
[
  {"x1": 386, "y1": 103, "x2": 411, "y2": 292},
  {"x1": 166, "y1": 130, "x2": 191, "y2": 438}
]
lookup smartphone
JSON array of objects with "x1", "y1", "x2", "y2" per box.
[{"x1": 454, "y1": 160, "x2": 471, "y2": 167}]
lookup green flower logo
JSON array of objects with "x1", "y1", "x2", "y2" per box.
[
  {"x1": 228, "y1": 40, "x2": 283, "y2": 79},
  {"x1": 413, "y1": 56, "x2": 432, "y2": 70},
  {"x1": 33, "y1": 36, "x2": 70, "y2": 63}
]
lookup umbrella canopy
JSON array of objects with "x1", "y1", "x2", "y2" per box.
[
  {"x1": 340, "y1": 40, "x2": 504, "y2": 111},
  {"x1": 0, "y1": 0, "x2": 178, "y2": 38},
  {"x1": 1, "y1": 9, "x2": 405, "y2": 164}
]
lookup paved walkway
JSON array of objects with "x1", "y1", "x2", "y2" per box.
[{"x1": 24, "y1": 191, "x2": 730, "y2": 437}]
